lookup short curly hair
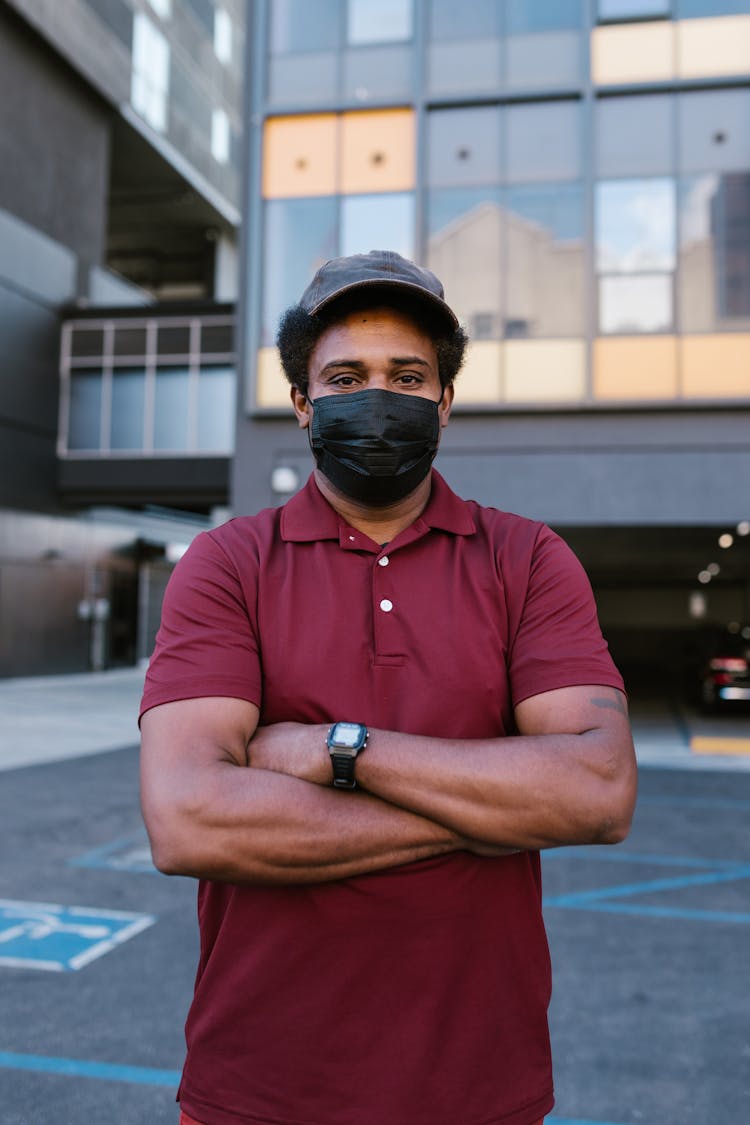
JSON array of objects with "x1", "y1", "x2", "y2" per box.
[{"x1": 276, "y1": 290, "x2": 468, "y2": 397}]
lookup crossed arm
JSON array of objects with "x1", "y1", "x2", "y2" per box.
[{"x1": 140, "y1": 685, "x2": 637, "y2": 885}]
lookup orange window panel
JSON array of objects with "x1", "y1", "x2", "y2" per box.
[
  {"x1": 505, "y1": 340, "x2": 586, "y2": 403},
  {"x1": 340, "y1": 108, "x2": 415, "y2": 195},
  {"x1": 456, "y1": 341, "x2": 503, "y2": 404},
  {"x1": 255, "y1": 347, "x2": 291, "y2": 407},
  {"x1": 678, "y1": 16, "x2": 750, "y2": 79},
  {"x1": 681, "y1": 336, "x2": 750, "y2": 399},
  {"x1": 263, "y1": 115, "x2": 338, "y2": 199},
  {"x1": 591, "y1": 22, "x2": 675, "y2": 85},
  {"x1": 593, "y1": 337, "x2": 679, "y2": 400}
]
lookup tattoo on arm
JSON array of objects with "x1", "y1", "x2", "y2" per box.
[{"x1": 590, "y1": 693, "x2": 628, "y2": 717}]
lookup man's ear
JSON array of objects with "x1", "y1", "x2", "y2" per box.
[
  {"x1": 291, "y1": 385, "x2": 311, "y2": 429},
  {"x1": 438, "y1": 384, "x2": 454, "y2": 429}
]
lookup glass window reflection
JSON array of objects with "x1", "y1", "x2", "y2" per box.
[
  {"x1": 154, "y1": 368, "x2": 190, "y2": 451},
  {"x1": 428, "y1": 0, "x2": 500, "y2": 40},
  {"x1": 197, "y1": 366, "x2": 237, "y2": 452},
  {"x1": 110, "y1": 369, "x2": 145, "y2": 451},
  {"x1": 347, "y1": 0, "x2": 412, "y2": 43},
  {"x1": 597, "y1": 0, "x2": 670, "y2": 18},
  {"x1": 68, "y1": 372, "x2": 103, "y2": 451},
  {"x1": 678, "y1": 1, "x2": 749, "y2": 16},
  {"x1": 341, "y1": 193, "x2": 414, "y2": 259},
  {"x1": 679, "y1": 172, "x2": 750, "y2": 332},
  {"x1": 599, "y1": 275, "x2": 673, "y2": 333},
  {"x1": 505, "y1": 183, "x2": 585, "y2": 336},
  {"x1": 427, "y1": 187, "x2": 503, "y2": 340},
  {"x1": 269, "y1": 0, "x2": 341, "y2": 53},
  {"x1": 506, "y1": 102, "x2": 581, "y2": 183},
  {"x1": 596, "y1": 95, "x2": 673, "y2": 177},
  {"x1": 262, "y1": 198, "x2": 338, "y2": 345},
  {"x1": 428, "y1": 107, "x2": 501, "y2": 187},
  {"x1": 596, "y1": 179, "x2": 676, "y2": 272}
]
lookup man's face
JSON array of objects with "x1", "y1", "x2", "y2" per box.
[{"x1": 291, "y1": 305, "x2": 454, "y2": 427}]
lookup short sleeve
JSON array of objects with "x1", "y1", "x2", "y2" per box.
[
  {"x1": 139, "y1": 528, "x2": 262, "y2": 721},
  {"x1": 508, "y1": 526, "x2": 624, "y2": 708}
]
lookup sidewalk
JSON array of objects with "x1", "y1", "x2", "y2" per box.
[
  {"x1": 0, "y1": 666, "x2": 748, "y2": 771},
  {"x1": 0, "y1": 667, "x2": 145, "y2": 771}
]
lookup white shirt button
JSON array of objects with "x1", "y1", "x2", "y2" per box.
[
  {"x1": 378, "y1": 556, "x2": 389, "y2": 567},
  {"x1": 379, "y1": 599, "x2": 393, "y2": 613}
]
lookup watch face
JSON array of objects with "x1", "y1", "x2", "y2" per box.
[{"x1": 331, "y1": 722, "x2": 365, "y2": 749}]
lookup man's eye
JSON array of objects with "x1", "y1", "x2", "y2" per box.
[{"x1": 331, "y1": 375, "x2": 358, "y2": 386}]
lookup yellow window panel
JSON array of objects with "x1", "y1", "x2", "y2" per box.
[
  {"x1": 678, "y1": 16, "x2": 750, "y2": 79},
  {"x1": 681, "y1": 335, "x2": 750, "y2": 399},
  {"x1": 591, "y1": 22, "x2": 675, "y2": 85},
  {"x1": 263, "y1": 115, "x2": 337, "y2": 199},
  {"x1": 455, "y1": 341, "x2": 503, "y2": 404},
  {"x1": 505, "y1": 340, "x2": 586, "y2": 403},
  {"x1": 255, "y1": 346, "x2": 292, "y2": 407},
  {"x1": 340, "y1": 109, "x2": 415, "y2": 195},
  {"x1": 594, "y1": 336, "x2": 679, "y2": 400}
]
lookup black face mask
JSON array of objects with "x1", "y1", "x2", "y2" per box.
[{"x1": 309, "y1": 388, "x2": 442, "y2": 507}]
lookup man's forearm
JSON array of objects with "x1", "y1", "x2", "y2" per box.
[{"x1": 145, "y1": 762, "x2": 467, "y2": 885}]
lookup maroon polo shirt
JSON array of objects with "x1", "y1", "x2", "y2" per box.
[{"x1": 141, "y1": 470, "x2": 623, "y2": 1125}]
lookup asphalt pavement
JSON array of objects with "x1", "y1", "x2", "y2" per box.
[{"x1": 0, "y1": 669, "x2": 748, "y2": 1125}]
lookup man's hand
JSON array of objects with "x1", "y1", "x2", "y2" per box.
[{"x1": 248, "y1": 721, "x2": 332, "y2": 785}]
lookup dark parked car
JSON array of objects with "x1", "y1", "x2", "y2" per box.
[{"x1": 700, "y1": 633, "x2": 750, "y2": 711}]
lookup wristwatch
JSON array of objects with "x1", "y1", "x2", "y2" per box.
[{"x1": 326, "y1": 721, "x2": 368, "y2": 789}]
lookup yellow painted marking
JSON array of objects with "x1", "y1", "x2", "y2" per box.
[{"x1": 690, "y1": 736, "x2": 750, "y2": 756}]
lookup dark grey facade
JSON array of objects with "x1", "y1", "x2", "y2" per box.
[
  {"x1": 233, "y1": 0, "x2": 750, "y2": 692},
  {"x1": 0, "y1": 0, "x2": 244, "y2": 676}
]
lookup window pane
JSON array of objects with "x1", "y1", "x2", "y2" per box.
[
  {"x1": 428, "y1": 107, "x2": 501, "y2": 188},
  {"x1": 110, "y1": 368, "x2": 145, "y2": 450},
  {"x1": 678, "y1": 1, "x2": 749, "y2": 16},
  {"x1": 507, "y1": 0, "x2": 583, "y2": 32},
  {"x1": 262, "y1": 197, "x2": 338, "y2": 345},
  {"x1": 342, "y1": 45, "x2": 412, "y2": 101},
  {"x1": 506, "y1": 102, "x2": 581, "y2": 183},
  {"x1": 599, "y1": 274, "x2": 673, "y2": 333},
  {"x1": 268, "y1": 53, "x2": 338, "y2": 105},
  {"x1": 340, "y1": 193, "x2": 415, "y2": 259},
  {"x1": 131, "y1": 13, "x2": 169, "y2": 133},
  {"x1": 679, "y1": 172, "x2": 750, "y2": 331},
  {"x1": 596, "y1": 179, "x2": 676, "y2": 272},
  {"x1": 270, "y1": 0, "x2": 342, "y2": 52},
  {"x1": 427, "y1": 42, "x2": 502, "y2": 96},
  {"x1": 428, "y1": 0, "x2": 500, "y2": 40},
  {"x1": 426, "y1": 187, "x2": 502, "y2": 340},
  {"x1": 347, "y1": 0, "x2": 412, "y2": 43},
  {"x1": 506, "y1": 29, "x2": 582, "y2": 89},
  {"x1": 68, "y1": 372, "x2": 102, "y2": 451},
  {"x1": 154, "y1": 368, "x2": 190, "y2": 450},
  {"x1": 598, "y1": 0, "x2": 670, "y2": 17},
  {"x1": 596, "y1": 95, "x2": 673, "y2": 177},
  {"x1": 197, "y1": 366, "x2": 236, "y2": 451},
  {"x1": 505, "y1": 183, "x2": 585, "y2": 336},
  {"x1": 678, "y1": 90, "x2": 750, "y2": 174}
]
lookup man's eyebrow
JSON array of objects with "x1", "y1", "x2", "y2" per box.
[{"x1": 319, "y1": 356, "x2": 432, "y2": 373}]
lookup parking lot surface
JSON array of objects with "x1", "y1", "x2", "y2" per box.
[{"x1": 0, "y1": 671, "x2": 748, "y2": 1124}]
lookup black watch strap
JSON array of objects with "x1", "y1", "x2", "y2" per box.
[
  {"x1": 330, "y1": 752, "x2": 358, "y2": 790},
  {"x1": 326, "y1": 722, "x2": 368, "y2": 790}
]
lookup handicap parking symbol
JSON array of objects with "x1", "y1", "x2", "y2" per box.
[{"x1": 0, "y1": 899, "x2": 155, "y2": 972}]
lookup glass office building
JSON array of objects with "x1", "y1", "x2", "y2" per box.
[{"x1": 234, "y1": 0, "x2": 750, "y2": 685}]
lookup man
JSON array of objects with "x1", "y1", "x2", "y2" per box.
[{"x1": 140, "y1": 250, "x2": 637, "y2": 1125}]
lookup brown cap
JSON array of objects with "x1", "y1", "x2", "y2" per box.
[{"x1": 298, "y1": 250, "x2": 459, "y2": 331}]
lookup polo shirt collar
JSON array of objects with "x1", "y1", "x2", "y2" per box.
[{"x1": 280, "y1": 470, "x2": 475, "y2": 543}]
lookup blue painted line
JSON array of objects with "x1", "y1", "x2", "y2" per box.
[
  {"x1": 638, "y1": 795, "x2": 750, "y2": 811},
  {"x1": 543, "y1": 849, "x2": 746, "y2": 870},
  {"x1": 0, "y1": 1050, "x2": 180, "y2": 1087},
  {"x1": 551, "y1": 901, "x2": 750, "y2": 924},
  {"x1": 548, "y1": 1119, "x2": 628, "y2": 1125},
  {"x1": 545, "y1": 864, "x2": 750, "y2": 907}
]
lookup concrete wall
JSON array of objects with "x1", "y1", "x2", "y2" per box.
[
  {"x1": 231, "y1": 408, "x2": 750, "y2": 528},
  {"x1": 0, "y1": 5, "x2": 111, "y2": 265}
]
